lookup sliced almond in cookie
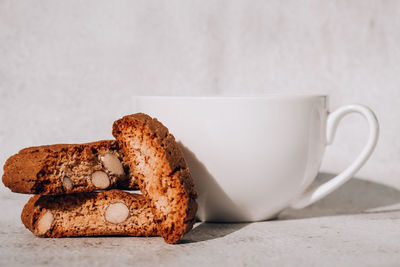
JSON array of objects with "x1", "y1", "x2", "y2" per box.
[
  {"x1": 37, "y1": 211, "x2": 53, "y2": 235},
  {"x1": 105, "y1": 202, "x2": 130, "y2": 224},
  {"x1": 91, "y1": 171, "x2": 110, "y2": 189},
  {"x1": 100, "y1": 153, "x2": 124, "y2": 175}
]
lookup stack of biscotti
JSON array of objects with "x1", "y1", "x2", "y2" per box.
[{"x1": 2, "y1": 113, "x2": 198, "y2": 244}]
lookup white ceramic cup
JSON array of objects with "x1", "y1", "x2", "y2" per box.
[{"x1": 135, "y1": 95, "x2": 379, "y2": 222}]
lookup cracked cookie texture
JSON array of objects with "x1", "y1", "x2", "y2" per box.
[
  {"x1": 2, "y1": 140, "x2": 138, "y2": 195},
  {"x1": 113, "y1": 113, "x2": 198, "y2": 244},
  {"x1": 21, "y1": 190, "x2": 159, "y2": 237}
]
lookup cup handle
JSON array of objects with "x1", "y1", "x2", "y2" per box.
[{"x1": 290, "y1": 104, "x2": 379, "y2": 209}]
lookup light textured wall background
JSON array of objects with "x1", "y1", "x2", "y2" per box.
[{"x1": 0, "y1": 0, "x2": 399, "y2": 196}]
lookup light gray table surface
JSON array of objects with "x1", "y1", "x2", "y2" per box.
[{"x1": 1, "y1": 173, "x2": 399, "y2": 267}]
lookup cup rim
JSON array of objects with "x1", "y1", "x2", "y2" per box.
[{"x1": 134, "y1": 94, "x2": 327, "y2": 100}]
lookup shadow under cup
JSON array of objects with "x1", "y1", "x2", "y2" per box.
[{"x1": 134, "y1": 95, "x2": 373, "y2": 222}]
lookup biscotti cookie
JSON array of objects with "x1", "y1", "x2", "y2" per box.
[
  {"x1": 3, "y1": 140, "x2": 138, "y2": 195},
  {"x1": 21, "y1": 190, "x2": 159, "y2": 237},
  {"x1": 112, "y1": 113, "x2": 197, "y2": 244}
]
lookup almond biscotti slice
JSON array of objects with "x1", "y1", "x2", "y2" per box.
[
  {"x1": 112, "y1": 113, "x2": 197, "y2": 244},
  {"x1": 3, "y1": 140, "x2": 138, "y2": 195},
  {"x1": 21, "y1": 190, "x2": 159, "y2": 237}
]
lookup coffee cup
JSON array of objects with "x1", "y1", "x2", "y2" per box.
[{"x1": 135, "y1": 95, "x2": 379, "y2": 222}]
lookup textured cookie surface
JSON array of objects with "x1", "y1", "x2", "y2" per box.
[
  {"x1": 3, "y1": 140, "x2": 138, "y2": 195},
  {"x1": 113, "y1": 113, "x2": 198, "y2": 244},
  {"x1": 21, "y1": 190, "x2": 159, "y2": 237}
]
